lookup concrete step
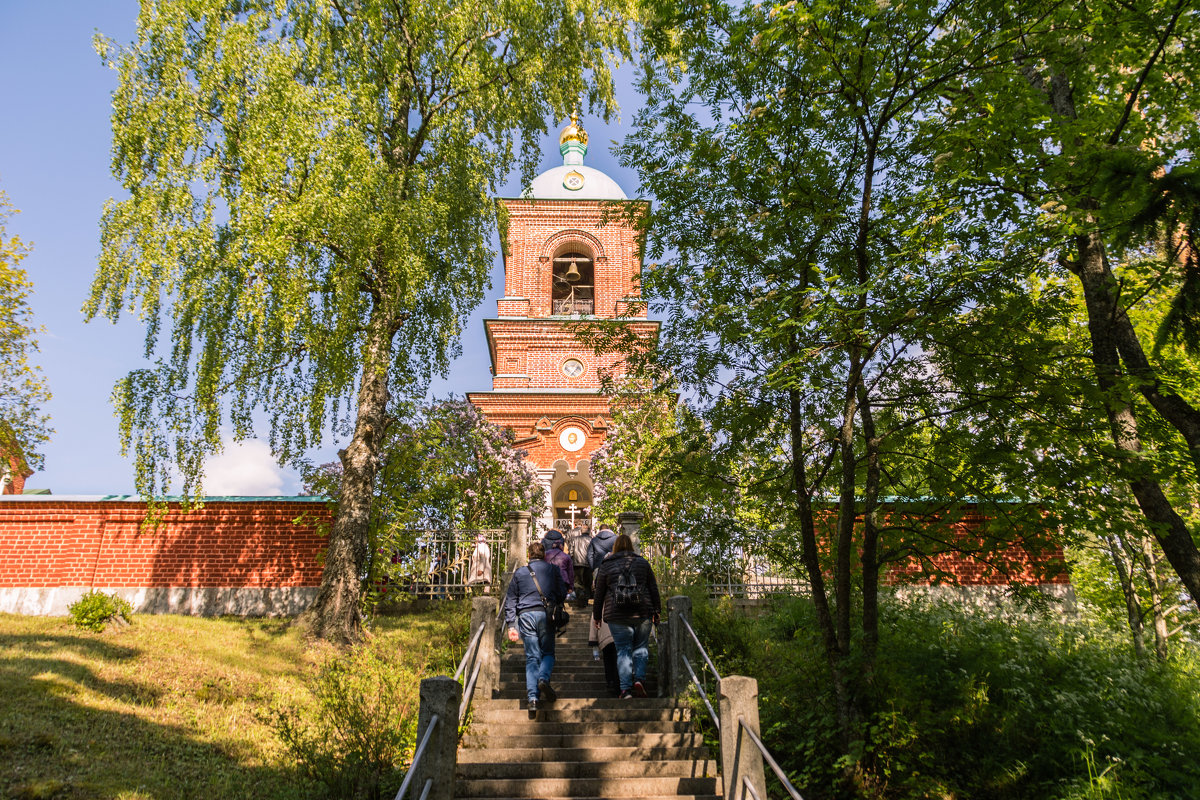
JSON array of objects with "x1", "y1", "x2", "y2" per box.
[
  {"x1": 478, "y1": 697, "x2": 685, "y2": 712},
  {"x1": 456, "y1": 757, "x2": 718, "y2": 780},
  {"x1": 453, "y1": 775, "x2": 720, "y2": 798},
  {"x1": 470, "y1": 705, "x2": 693, "y2": 723},
  {"x1": 467, "y1": 719, "x2": 693, "y2": 737},
  {"x1": 452, "y1": 796, "x2": 719, "y2": 800},
  {"x1": 463, "y1": 731, "x2": 703, "y2": 749},
  {"x1": 457, "y1": 745, "x2": 714, "y2": 764}
]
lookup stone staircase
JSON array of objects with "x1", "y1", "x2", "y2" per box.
[{"x1": 457, "y1": 606, "x2": 722, "y2": 800}]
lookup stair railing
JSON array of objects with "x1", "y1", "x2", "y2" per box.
[
  {"x1": 666, "y1": 595, "x2": 805, "y2": 800},
  {"x1": 396, "y1": 595, "x2": 498, "y2": 800}
]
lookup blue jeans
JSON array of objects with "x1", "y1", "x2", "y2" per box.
[
  {"x1": 608, "y1": 617, "x2": 652, "y2": 693},
  {"x1": 517, "y1": 609, "x2": 555, "y2": 702}
]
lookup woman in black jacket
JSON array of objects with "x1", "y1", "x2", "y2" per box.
[{"x1": 591, "y1": 534, "x2": 660, "y2": 699}]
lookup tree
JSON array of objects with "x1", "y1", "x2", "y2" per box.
[
  {"x1": 303, "y1": 398, "x2": 543, "y2": 611},
  {"x1": 0, "y1": 186, "x2": 52, "y2": 483},
  {"x1": 620, "y1": 0, "x2": 1064, "y2": 778},
  {"x1": 930, "y1": 0, "x2": 1200, "y2": 609},
  {"x1": 88, "y1": 0, "x2": 634, "y2": 642},
  {"x1": 305, "y1": 399, "x2": 544, "y2": 530}
]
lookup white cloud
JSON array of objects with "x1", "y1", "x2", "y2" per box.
[{"x1": 204, "y1": 439, "x2": 292, "y2": 496}]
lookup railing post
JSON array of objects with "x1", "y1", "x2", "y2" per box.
[
  {"x1": 666, "y1": 595, "x2": 692, "y2": 697},
  {"x1": 617, "y1": 511, "x2": 644, "y2": 553},
  {"x1": 718, "y1": 676, "x2": 767, "y2": 800},
  {"x1": 470, "y1": 595, "x2": 500, "y2": 699},
  {"x1": 409, "y1": 676, "x2": 462, "y2": 800},
  {"x1": 504, "y1": 511, "x2": 531, "y2": 584}
]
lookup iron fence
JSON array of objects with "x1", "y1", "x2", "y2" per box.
[
  {"x1": 643, "y1": 530, "x2": 806, "y2": 599},
  {"x1": 377, "y1": 528, "x2": 507, "y2": 600}
]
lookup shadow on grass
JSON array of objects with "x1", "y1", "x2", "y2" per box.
[{"x1": 0, "y1": 631, "x2": 311, "y2": 800}]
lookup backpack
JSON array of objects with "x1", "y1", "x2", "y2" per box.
[{"x1": 611, "y1": 556, "x2": 643, "y2": 612}]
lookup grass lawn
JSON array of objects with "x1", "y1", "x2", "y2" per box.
[{"x1": 0, "y1": 604, "x2": 469, "y2": 800}]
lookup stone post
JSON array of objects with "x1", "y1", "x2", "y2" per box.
[
  {"x1": 504, "y1": 510, "x2": 530, "y2": 584},
  {"x1": 617, "y1": 511, "x2": 644, "y2": 553},
  {"x1": 666, "y1": 595, "x2": 693, "y2": 697},
  {"x1": 718, "y1": 676, "x2": 767, "y2": 800},
  {"x1": 408, "y1": 675, "x2": 462, "y2": 800},
  {"x1": 470, "y1": 595, "x2": 500, "y2": 700}
]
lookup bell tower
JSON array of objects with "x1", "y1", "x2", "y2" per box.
[{"x1": 467, "y1": 115, "x2": 659, "y2": 530}]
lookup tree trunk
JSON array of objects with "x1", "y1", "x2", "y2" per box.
[
  {"x1": 300, "y1": 305, "x2": 394, "y2": 644},
  {"x1": 857, "y1": 385, "x2": 881, "y2": 668},
  {"x1": 1104, "y1": 533, "x2": 1146, "y2": 659},
  {"x1": 1074, "y1": 233, "x2": 1200, "y2": 610},
  {"x1": 1136, "y1": 537, "x2": 1170, "y2": 660},
  {"x1": 787, "y1": 387, "x2": 855, "y2": 748}
]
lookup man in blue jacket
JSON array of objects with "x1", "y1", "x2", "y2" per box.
[{"x1": 503, "y1": 541, "x2": 568, "y2": 712}]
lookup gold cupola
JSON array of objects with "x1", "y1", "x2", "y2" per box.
[{"x1": 559, "y1": 111, "x2": 589, "y2": 147}]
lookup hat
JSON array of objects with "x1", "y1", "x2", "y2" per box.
[{"x1": 542, "y1": 529, "x2": 566, "y2": 549}]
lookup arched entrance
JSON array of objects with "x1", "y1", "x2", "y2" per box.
[
  {"x1": 538, "y1": 458, "x2": 594, "y2": 531},
  {"x1": 553, "y1": 480, "x2": 592, "y2": 530}
]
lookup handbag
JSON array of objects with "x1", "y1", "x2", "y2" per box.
[{"x1": 528, "y1": 565, "x2": 570, "y2": 629}]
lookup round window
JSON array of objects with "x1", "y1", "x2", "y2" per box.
[{"x1": 562, "y1": 358, "x2": 585, "y2": 378}]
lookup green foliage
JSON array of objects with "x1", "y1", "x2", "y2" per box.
[
  {"x1": 268, "y1": 639, "x2": 425, "y2": 800},
  {"x1": 0, "y1": 185, "x2": 51, "y2": 475},
  {"x1": 90, "y1": 0, "x2": 636, "y2": 497},
  {"x1": 303, "y1": 399, "x2": 544, "y2": 530},
  {"x1": 89, "y1": 0, "x2": 635, "y2": 639},
  {"x1": 689, "y1": 595, "x2": 1200, "y2": 800},
  {"x1": 67, "y1": 590, "x2": 133, "y2": 633}
]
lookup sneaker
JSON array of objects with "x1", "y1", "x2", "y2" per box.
[
  {"x1": 528, "y1": 699, "x2": 538, "y2": 713},
  {"x1": 537, "y1": 679, "x2": 557, "y2": 703},
  {"x1": 619, "y1": 690, "x2": 634, "y2": 700},
  {"x1": 632, "y1": 680, "x2": 647, "y2": 698}
]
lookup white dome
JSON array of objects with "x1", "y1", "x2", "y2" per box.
[{"x1": 523, "y1": 165, "x2": 628, "y2": 200}]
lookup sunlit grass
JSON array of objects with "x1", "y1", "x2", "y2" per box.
[{"x1": 0, "y1": 603, "x2": 469, "y2": 799}]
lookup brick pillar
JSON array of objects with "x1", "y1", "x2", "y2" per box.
[
  {"x1": 470, "y1": 595, "x2": 500, "y2": 700},
  {"x1": 718, "y1": 676, "x2": 767, "y2": 800},
  {"x1": 666, "y1": 595, "x2": 693, "y2": 697},
  {"x1": 409, "y1": 675, "x2": 462, "y2": 800},
  {"x1": 617, "y1": 511, "x2": 644, "y2": 553}
]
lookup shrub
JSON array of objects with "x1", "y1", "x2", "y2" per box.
[
  {"x1": 686, "y1": 593, "x2": 1200, "y2": 800},
  {"x1": 268, "y1": 639, "x2": 423, "y2": 800},
  {"x1": 67, "y1": 590, "x2": 133, "y2": 632}
]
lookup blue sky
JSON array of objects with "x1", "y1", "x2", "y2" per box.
[{"x1": 0, "y1": 1, "x2": 644, "y2": 496}]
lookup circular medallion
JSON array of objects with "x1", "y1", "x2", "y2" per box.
[
  {"x1": 561, "y1": 358, "x2": 585, "y2": 377},
  {"x1": 563, "y1": 170, "x2": 585, "y2": 191},
  {"x1": 559, "y1": 426, "x2": 587, "y2": 452}
]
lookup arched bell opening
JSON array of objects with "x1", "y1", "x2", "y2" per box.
[{"x1": 551, "y1": 244, "x2": 595, "y2": 316}]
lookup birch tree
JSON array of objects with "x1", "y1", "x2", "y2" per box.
[{"x1": 88, "y1": 0, "x2": 633, "y2": 642}]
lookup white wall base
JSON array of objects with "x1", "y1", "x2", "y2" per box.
[{"x1": 0, "y1": 586, "x2": 319, "y2": 617}]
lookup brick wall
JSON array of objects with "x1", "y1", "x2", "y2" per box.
[{"x1": 0, "y1": 496, "x2": 331, "y2": 616}]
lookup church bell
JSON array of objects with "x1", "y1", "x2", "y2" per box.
[{"x1": 564, "y1": 259, "x2": 582, "y2": 282}]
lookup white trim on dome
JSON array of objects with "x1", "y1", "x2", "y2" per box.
[{"x1": 523, "y1": 165, "x2": 627, "y2": 200}]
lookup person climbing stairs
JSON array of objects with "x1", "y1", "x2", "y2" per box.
[{"x1": 456, "y1": 603, "x2": 721, "y2": 799}]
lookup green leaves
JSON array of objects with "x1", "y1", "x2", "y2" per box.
[
  {"x1": 90, "y1": 0, "x2": 635, "y2": 500},
  {"x1": 0, "y1": 187, "x2": 52, "y2": 475}
]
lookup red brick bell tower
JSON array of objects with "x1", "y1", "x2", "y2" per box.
[{"x1": 467, "y1": 116, "x2": 659, "y2": 531}]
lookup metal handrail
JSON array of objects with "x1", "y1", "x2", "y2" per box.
[
  {"x1": 681, "y1": 653, "x2": 719, "y2": 727},
  {"x1": 458, "y1": 659, "x2": 482, "y2": 724},
  {"x1": 455, "y1": 621, "x2": 487, "y2": 681},
  {"x1": 739, "y1": 716, "x2": 805, "y2": 800},
  {"x1": 677, "y1": 612, "x2": 804, "y2": 800},
  {"x1": 454, "y1": 619, "x2": 489, "y2": 724},
  {"x1": 681, "y1": 618, "x2": 715, "y2": 686},
  {"x1": 393, "y1": 713, "x2": 440, "y2": 800}
]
